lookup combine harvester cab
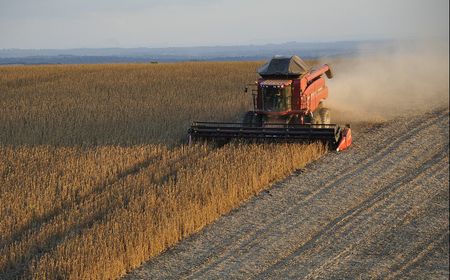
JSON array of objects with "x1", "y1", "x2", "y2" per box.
[{"x1": 188, "y1": 55, "x2": 352, "y2": 151}]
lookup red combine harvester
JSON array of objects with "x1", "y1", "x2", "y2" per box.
[{"x1": 189, "y1": 55, "x2": 352, "y2": 151}]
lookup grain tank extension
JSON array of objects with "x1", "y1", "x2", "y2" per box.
[{"x1": 188, "y1": 55, "x2": 352, "y2": 151}]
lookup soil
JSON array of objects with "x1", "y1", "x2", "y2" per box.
[{"x1": 124, "y1": 108, "x2": 449, "y2": 280}]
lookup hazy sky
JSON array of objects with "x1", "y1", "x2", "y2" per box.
[{"x1": 0, "y1": 0, "x2": 448, "y2": 49}]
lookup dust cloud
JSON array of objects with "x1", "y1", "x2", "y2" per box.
[{"x1": 323, "y1": 41, "x2": 449, "y2": 124}]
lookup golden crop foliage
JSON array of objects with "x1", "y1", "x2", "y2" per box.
[
  {"x1": 0, "y1": 62, "x2": 257, "y2": 146},
  {"x1": 0, "y1": 62, "x2": 326, "y2": 279}
]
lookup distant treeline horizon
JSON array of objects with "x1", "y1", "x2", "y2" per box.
[{"x1": 0, "y1": 40, "x2": 396, "y2": 65}]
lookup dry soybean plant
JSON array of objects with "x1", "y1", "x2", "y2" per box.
[{"x1": 0, "y1": 62, "x2": 326, "y2": 279}]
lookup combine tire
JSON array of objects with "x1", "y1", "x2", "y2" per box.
[
  {"x1": 242, "y1": 111, "x2": 255, "y2": 126},
  {"x1": 312, "y1": 111, "x2": 322, "y2": 124},
  {"x1": 254, "y1": 114, "x2": 263, "y2": 127},
  {"x1": 319, "y1": 108, "x2": 331, "y2": 124},
  {"x1": 242, "y1": 111, "x2": 263, "y2": 127},
  {"x1": 288, "y1": 115, "x2": 301, "y2": 126}
]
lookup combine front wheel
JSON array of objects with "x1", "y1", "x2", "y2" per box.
[
  {"x1": 319, "y1": 108, "x2": 331, "y2": 124},
  {"x1": 242, "y1": 111, "x2": 263, "y2": 127},
  {"x1": 242, "y1": 111, "x2": 255, "y2": 126},
  {"x1": 312, "y1": 111, "x2": 321, "y2": 125}
]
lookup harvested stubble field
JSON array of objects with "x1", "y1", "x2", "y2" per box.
[
  {"x1": 126, "y1": 108, "x2": 449, "y2": 280},
  {"x1": 0, "y1": 62, "x2": 325, "y2": 279},
  {"x1": 124, "y1": 47, "x2": 449, "y2": 279}
]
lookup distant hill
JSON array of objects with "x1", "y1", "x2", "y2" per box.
[{"x1": 0, "y1": 40, "x2": 392, "y2": 65}]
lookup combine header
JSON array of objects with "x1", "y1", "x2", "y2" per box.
[{"x1": 188, "y1": 55, "x2": 352, "y2": 151}]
